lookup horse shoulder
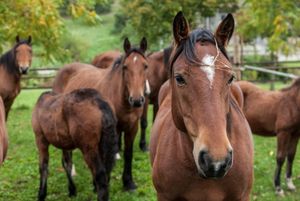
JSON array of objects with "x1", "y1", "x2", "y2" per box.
[{"x1": 158, "y1": 80, "x2": 171, "y2": 106}]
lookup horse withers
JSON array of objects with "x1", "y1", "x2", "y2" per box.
[
  {"x1": 52, "y1": 37, "x2": 148, "y2": 191},
  {"x1": 32, "y1": 88, "x2": 118, "y2": 201},
  {"x1": 0, "y1": 97, "x2": 8, "y2": 165},
  {"x1": 238, "y1": 80, "x2": 300, "y2": 196},
  {"x1": 0, "y1": 36, "x2": 32, "y2": 119},
  {"x1": 150, "y1": 12, "x2": 253, "y2": 201}
]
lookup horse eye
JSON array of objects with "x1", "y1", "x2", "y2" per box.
[
  {"x1": 175, "y1": 74, "x2": 186, "y2": 86},
  {"x1": 228, "y1": 74, "x2": 235, "y2": 85},
  {"x1": 144, "y1": 64, "x2": 148, "y2": 69},
  {"x1": 123, "y1": 65, "x2": 127, "y2": 70}
]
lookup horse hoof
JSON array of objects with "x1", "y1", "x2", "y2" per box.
[
  {"x1": 139, "y1": 144, "x2": 149, "y2": 152},
  {"x1": 286, "y1": 178, "x2": 296, "y2": 191},
  {"x1": 124, "y1": 181, "x2": 137, "y2": 192},
  {"x1": 275, "y1": 188, "x2": 284, "y2": 197},
  {"x1": 115, "y1": 153, "x2": 121, "y2": 160}
]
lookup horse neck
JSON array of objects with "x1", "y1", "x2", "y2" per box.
[
  {"x1": 0, "y1": 50, "x2": 20, "y2": 80},
  {"x1": 103, "y1": 67, "x2": 127, "y2": 112}
]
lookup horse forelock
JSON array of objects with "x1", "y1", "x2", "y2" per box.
[
  {"x1": 169, "y1": 28, "x2": 229, "y2": 75},
  {"x1": 112, "y1": 48, "x2": 146, "y2": 70}
]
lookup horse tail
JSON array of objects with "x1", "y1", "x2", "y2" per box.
[{"x1": 94, "y1": 92, "x2": 118, "y2": 174}]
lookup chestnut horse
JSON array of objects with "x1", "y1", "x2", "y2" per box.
[
  {"x1": 92, "y1": 47, "x2": 172, "y2": 151},
  {"x1": 150, "y1": 12, "x2": 253, "y2": 201},
  {"x1": 53, "y1": 37, "x2": 148, "y2": 190},
  {"x1": 0, "y1": 97, "x2": 8, "y2": 165},
  {"x1": 238, "y1": 80, "x2": 300, "y2": 196},
  {"x1": 0, "y1": 36, "x2": 32, "y2": 119},
  {"x1": 32, "y1": 88, "x2": 118, "y2": 201}
]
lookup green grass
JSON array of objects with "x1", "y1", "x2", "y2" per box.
[{"x1": 0, "y1": 87, "x2": 300, "y2": 201}]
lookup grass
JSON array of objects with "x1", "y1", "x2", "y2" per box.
[{"x1": 1, "y1": 84, "x2": 300, "y2": 201}]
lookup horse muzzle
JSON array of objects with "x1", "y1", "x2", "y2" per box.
[
  {"x1": 128, "y1": 96, "x2": 145, "y2": 108},
  {"x1": 198, "y1": 150, "x2": 233, "y2": 179},
  {"x1": 19, "y1": 67, "x2": 29, "y2": 74}
]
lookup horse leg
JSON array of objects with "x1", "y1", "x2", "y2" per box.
[
  {"x1": 122, "y1": 124, "x2": 138, "y2": 191},
  {"x1": 83, "y1": 149, "x2": 109, "y2": 201},
  {"x1": 285, "y1": 135, "x2": 299, "y2": 191},
  {"x1": 36, "y1": 137, "x2": 49, "y2": 201},
  {"x1": 4, "y1": 98, "x2": 14, "y2": 121},
  {"x1": 274, "y1": 132, "x2": 290, "y2": 196},
  {"x1": 139, "y1": 98, "x2": 149, "y2": 152},
  {"x1": 62, "y1": 150, "x2": 77, "y2": 197},
  {"x1": 152, "y1": 99, "x2": 159, "y2": 122},
  {"x1": 115, "y1": 127, "x2": 122, "y2": 160}
]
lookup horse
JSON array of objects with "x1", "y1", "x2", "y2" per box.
[
  {"x1": 32, "y1": 88, "x2": 118, "y2": 201},
  {"x1": 150, "y1": 12, "x2": 253, "y2": 201},
  {"x1": 52, "y1": 37, "x2": 148, "y2": 191},
  {"x1": 91, "y1": 47, "x2": 172, "y2": 151},
  {"x1": 238, "y1": 80, "x2": 300, "y2": 196},
  {"x1": 0, "y1": 97, "x2": 8, "y2": 165},
  {"x1": 0, "y1": 36, "x2": 32, "y2": 119}
]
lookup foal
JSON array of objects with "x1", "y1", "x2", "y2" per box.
[
  {"x1": 238, "y1": 80, "x2": 300, "y2": 195},
  {"x1": 32, "y1": 88, "x2": 118, "y2": 201},
  {"x1": 0, "y1": 97, "x2": 8, "y2": 165},
  {"x1": 150, "y1": 12, "x2": 253, "y2": 201},
  {"x1": 0, "y1": 36, "x2": 32, "y2": 119}
]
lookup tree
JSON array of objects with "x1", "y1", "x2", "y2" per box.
[
  {"x1": 236, "y1": 0, "x2": 300, "y2": 56},
  {"x1": 116, "y1": 0, "x2": 238, "y2": 50},
  {"x1": 0, "y1": 0, "x2": 103, "y2": 63}
]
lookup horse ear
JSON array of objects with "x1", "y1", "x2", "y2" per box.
[
  {"x1": 215, "y1": 13, "x2": 235, "y2": 47},
  {"x1": 173, "y1": 11, "x2": 189, "y2": 45},
  {"x1": 28, "y1": 35, "x2": 32, "y2": 44},
  {"x1": 16, "y1": 35, "x2": 20, "y2": 43},
  {"x1": 140, "y1": 37, "x2": 147, "y2": 53},
  {"x1": 123, "y1": 37, "x2": 131, "y2": 54}
]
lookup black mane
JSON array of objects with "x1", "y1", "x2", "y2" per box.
[
  {"x1": 169, "y1": 28, "x2": 229, "y2": 73},
  {"x1": 112, "y1": 47, "x2": 146, "y2": 70},
  {"x1": 0, "y1": 40, "x2": 31, "y2": 75}
]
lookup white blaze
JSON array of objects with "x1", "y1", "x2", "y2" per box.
[
  {"x1": 133, "y1": 56, "x2": 138, "y2": 63},
  {"x1": 201, "y1": 54, "x2": 215, "y2": 87}
]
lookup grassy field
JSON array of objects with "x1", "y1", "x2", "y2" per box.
[{"x1": 0, "y1": 83, "x2": 300, "y2": 201}]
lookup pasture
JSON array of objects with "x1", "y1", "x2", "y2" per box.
[{"x1": 0, "y1": 85, "x2": 299, "y2": 201}]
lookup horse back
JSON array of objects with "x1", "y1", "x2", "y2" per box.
[
  {"x1": 52, "y1": 62, "x2": 96, "y2": 93},
  {"x1": 91, "y1": 50, "x2": 121, "y2": 68},
  {"x1": 0, "y1": 97, "x2": 8, "y2": 165}
]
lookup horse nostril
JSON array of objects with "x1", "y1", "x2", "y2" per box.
[
  {"x1": 128, "y1": 97, "x2": 133, "y2": 104},
  {"x1": 198, "y1": 150, "x2": 209, "y2": 169},
  {"x1": 140, "y1": 96, "x2": 145, "y2": 104}
]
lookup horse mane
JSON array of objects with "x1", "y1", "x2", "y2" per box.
[
  {"x1": 112, "y1": 47, "x2": 146, "y2": 70},
  {"x1": 163, "y1": 46, "x2": 172, "y2": 72},
  {"x1": 0, "y1": 40, "x2": 31, "y2": 75},
  {"x1": 281, "y1": 77, "x2": 300, "y2": 92},
  {"x1": 169, "y1": 28, "x2": 229, "y2": 74}
]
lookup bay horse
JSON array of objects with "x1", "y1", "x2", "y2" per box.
[
  {"x1": 150, "y1": 12, "x2": 253, "y2": 201},
  {"x1": 52, "y1": 37, "x2": 148, "y2": 190},
  {"x1": 32, "y1": 88, "x2": 118, "y2": 201},
  {"x1": 91, "y1": 47, "x2": 172, "y2": 151},
  {"x1": 0, "y1": 36, "x2": 32, "y2": 119},
  {"x1": 238, "y1": 80, "x2": 300, "y2": 196},
  {"x1": 0, "y1": 97, "x2": 8, "y2": 165}
]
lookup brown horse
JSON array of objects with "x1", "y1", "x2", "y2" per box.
[
  {"x1": 52, "y1": 37, "x2": 148, "y2": 190},
  {"x1": 32, "y1": 88, "x2": 118, "y2": 201},
  {"x1": 238, "y1": 80, "x2": 300, "y2": 196},
  {"x1": 92, "y1": 47, "x2": 172, "y2": 151},
  {"x1": 0, "y1": 36, "x2": 32, "y2": 119},
  {"x1": 150, "y1": 12, "x2": 253, "y2": 201},
  {"x1": 0, "y1": 97, "x2": 8, "y2": 165}
]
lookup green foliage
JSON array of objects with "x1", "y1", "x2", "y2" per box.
[
  {"x1": 0, "y1": 0, "x2": 104, "y2": 64},
  {"x1": 116, "y1": 0, "x2": 238, "y2": 50},
  {"x1": 236, "y1": 0, "x2": 300, "y2": 55}
]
